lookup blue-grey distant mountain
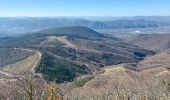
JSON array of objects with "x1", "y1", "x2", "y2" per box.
[
  {"x1": 0, "y1": 17, "x2": 163, "y2": 34},
  {"x1": 132, "y1": 16, "x2": 170, "y2": 24}
]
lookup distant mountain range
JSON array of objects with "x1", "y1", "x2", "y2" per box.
[{"x1": 0, "y1": 17, "x2": 167, "y2": 34}]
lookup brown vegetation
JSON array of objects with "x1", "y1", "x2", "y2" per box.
[
  {"x1": 0, "y1": 74, "x2": 69, "y2": 100},
  {"x1": 65, "y1": 66, "x2": 170, "y2": 100},
  {"x1": 129, "y1": 34, "x2": 170, "y2": 52}
]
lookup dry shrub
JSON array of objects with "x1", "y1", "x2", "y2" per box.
[{"x1": 0, "y1": 73, "x2": 69, "y2": 100}]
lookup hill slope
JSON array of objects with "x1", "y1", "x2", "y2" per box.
[
  {"x1": 39, "y1": 26, "x2": 105, "y2": 38},
  {"x1": 0, "y1": 26, "x2": 155, "y2": 83},
  {"x1": 65, "y1": 66, "x2": 170, "y2": 100},
  {"x1": 129, "y1": 34, "x2": 170, "y2": 52},
  {"x1": 0, "y1": 48, "x2": 35, "y2": 67},
  {"x1": 65, "y1": 49, "x2": 170, "y2": 99}
]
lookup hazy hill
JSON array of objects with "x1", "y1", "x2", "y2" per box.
[
  {"x1": 0, "y1": 26, "x2": 106, "y2": 48},
  {"x1": 91, "y1": 19, "x2": 159, "y2": 29},
  {"x1": 0, "y1": 17, "x2": 161, "y2": 34},
  {"x1": 133, "y1": 16, "x2": 170, "y2": 25},
  {"x1": 39, "y1": 26, "x2": 105, "y2": 38}
]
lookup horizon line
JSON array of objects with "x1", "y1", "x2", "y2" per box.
[{"x1": 0, "y1": 15, "x2": 170, "y2": 18}]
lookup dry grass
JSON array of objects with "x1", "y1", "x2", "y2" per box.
[
  {"x1": 103, "y1": 65, "x2": 126, "y2": 74},
  {"x1": 137, "y1": 52, "x2": 170, "y2": 70},
  {"x1": 0, "y1": 74, "x2": 67, "y2": 100},
  {"x1": 131, "y1": 34, "x2": 170, "y2": 52},
  {"x1": 1, "y1": 65, "x2": 170, "y2": 100},
  {"x1": 55, "y1": 36, "x2": 75, "y2": 48},
  {"x1": 65, "y1": 65, "x2": 170, "y2": 100},
  {"x1": 48, "y1": 36, "x2": 76, "y2": 48}
]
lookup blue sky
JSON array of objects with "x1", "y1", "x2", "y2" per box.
[{"x1": 0, "y1": 0, "x2": 170, "y2": 17}]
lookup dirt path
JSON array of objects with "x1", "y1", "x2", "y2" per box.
[
  {"x1": 0, "y1": 48, "x2": 42, "y2": 79},
  {"x1": 52, "y1": 36, "x2": 76, "y2": 48},
  {"x1": 155, "y1": 70, "x2": 169, "y2": 76},
  {"x1": 15, "y1": 48, "x2": 42, "y2": 74},
  {"x1": 0, "y1": 70, "x2": 13, "y2": 77}
]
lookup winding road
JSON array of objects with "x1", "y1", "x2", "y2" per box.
[{"x1": 0, "y1": 48, "x2": 42, "y2": 80}]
